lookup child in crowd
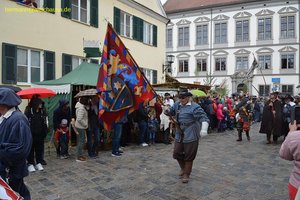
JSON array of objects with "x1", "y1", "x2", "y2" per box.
[
  {"x1": 55, "y1": 119, "x2": 70, "y2": 159},
  {"x1": 222, "y1": 107, "x2": 229, "y2": 131},
  {"x1": 148, "y1": 108, "x2": 158, "y2": 145}
]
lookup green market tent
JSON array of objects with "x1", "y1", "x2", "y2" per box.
[{"x1": 33, "y1": 62, "x2": 101, "y2": 133}]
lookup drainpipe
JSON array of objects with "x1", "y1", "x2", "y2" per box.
[
  {"x1": 298, "y1": 0, "x2": 300, "y2": 94},
  {"x1": 210, "y1": 7, "x2": 213, "y2": 88}
]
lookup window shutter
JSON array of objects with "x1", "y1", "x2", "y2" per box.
[
  {"x1": 114, "y1": 7, "x2": 121, "y2": 33},
  {"x1": 61, "y1": 0, "x2": 71, "y2": 19},
  {"x1": 44, "y1": 51, "x2": 55, "y2": 80},
  {"x1": 153, "y1": 70, "x2": 157, "y2": 84},
  {"x1": 2, "y1": 43, "x2": 17, "y2": 84},
  {"x1": 90, "y1": 0, "x2": 98, "y2": 28},
  {"x1": 138, "y1": 18, "x2": 144, "y2": 42},
  {"x1": 133, "y1": 16, "x2": 139, "y2": 40},
  {"x1": 44, "y1": 0, "x2": 55, "y2": 14},
  {"x1": 62, "y1": 54, "x2": 72, "y2": 76},
  {"x1": 153, "y1": 25, "x2": 157, "y2": 46}
]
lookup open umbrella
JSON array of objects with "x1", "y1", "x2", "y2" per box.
[
  {"x1": 17, "y1": 88, "x2": 56, "y2": 99},
  {"x1": 74, "y1": 88, "x2": 99, "y2": 98},
  {"x1": 0, "y1": 85, "x2": 22, "y2": 93},
  {"x1": 191, "y1": 89, "x2": 207, "y2": 97}
]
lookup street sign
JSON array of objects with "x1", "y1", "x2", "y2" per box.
[{"x1": 272, "y1": 78, "x2": 280, "y2": 83}]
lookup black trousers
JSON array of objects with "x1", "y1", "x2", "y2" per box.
[{"x1": 27, "y1": 137, "x2": 44, "y2": 165}]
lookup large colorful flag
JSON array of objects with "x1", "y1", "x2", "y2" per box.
[{"x1": 97, "y1": 23, "x2": 156, "y2": 130}]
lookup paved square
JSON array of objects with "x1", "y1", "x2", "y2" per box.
[{"x1": 25, "y1": 123, "x2": 291, "y2": 200}]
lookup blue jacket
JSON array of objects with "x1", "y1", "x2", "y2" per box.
[
  {"x1": 170, "y1": 101, "x2": 209, "y2": 143},
  {"x1": 0, "y1": 110, "x2": 32, "y2": 179}
]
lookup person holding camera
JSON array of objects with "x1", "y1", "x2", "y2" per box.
[{"x1": 280, "y1": 120, "x2": 300, "y2": 200}]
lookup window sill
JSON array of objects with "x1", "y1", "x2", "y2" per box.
[
  {"x1": 213, "y1": 71, "x2": 227, "y2": 75},
  {"x1": 279, "y1": 38, "x2": 297, "y2": 44},
  {"x1": 256, "y1": 39, "x2": 273, "y2": 45},
  {"x1": 177, "y1": 46, "x2": 190, "y2": 51},
  {"x1": 177, "y1": 72, "x2": 189, "y2": 77},
  {"x1": 71, "y1": 19, "x2": 91, "y2": 27},
  {"x1": 213, "y1": 43, "x2": 228, "y2": 48},
  {"x1": 234, "y1": 41, "x2": 250, "y2": 46},
  {"x1": 195, "y1": 44, "x2": 209, "y2": 49},
  {"x1": 280, "y1": 68, "x2": 296, "y2": 74}
]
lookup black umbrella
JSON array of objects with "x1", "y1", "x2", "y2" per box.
[{"x1": 0, "y1": 85, "x2": 22, "y2": 93}]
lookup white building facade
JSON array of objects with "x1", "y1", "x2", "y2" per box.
[{"x1": 165, "y1": 0, "x2": 300, "y2": 96}]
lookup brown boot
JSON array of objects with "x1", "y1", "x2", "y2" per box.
[
  {"x1": 177, "y1": 160, "x2": 185, "y2": 177},
  {"x1": 182, "y1": 161, "x2": 193, "y2": 183}
]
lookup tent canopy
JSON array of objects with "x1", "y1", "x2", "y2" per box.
[{"x1": 35, "y1": 62, "x2": 100, "y2": 87}]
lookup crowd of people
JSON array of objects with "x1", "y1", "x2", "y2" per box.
[{"x1": 2, "y1": 86, "x2": 300, "y2": 199}]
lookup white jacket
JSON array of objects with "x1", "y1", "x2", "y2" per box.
[
  {"x1": 75, "y1": 102, "x2": 88, "y2": 129},
  {"x1": 160, "y1": 106, "x2": 170, "y2": 131}
]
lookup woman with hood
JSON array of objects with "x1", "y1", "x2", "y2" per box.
[
  {"x1": 216, "y1": 103, "x2": 224, "y2": 132},
  {"x1": 25, "y1": 97, "x2": 48, "y2": 172},
  {"x1": 74, "y1": 97, "x2": 89, "y2": 162},
  {"x1": 0, "y1": 88, "x2": 32, "y2": 199}
]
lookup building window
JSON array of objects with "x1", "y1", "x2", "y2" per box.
[
  {"x1": 17, "y1": 48, "x2": 41, "y2": 83},
  {"x1": 215, "y1": 22, "x2": 227, "y2": 44},
  {"x1": 141, "y1": 68, "x2": 157, "y2": 84},
  {"x1": 282, "y1": 85, "x2": 293, "y2": 94},
  {"x1": 178, "y1": 27, "x2": 189, "y2": 47},
  {"x1": 258, "y1": 18, "x2": 272, "y2": 40},
  {"x1": 281, "y1": 54, "x2": 294, "y2": 69},
  {"x1": 236, "y1": 56, "x2": 248, "y2": 71},
  {"x1": 215, "y1": 57, "x2": 226, "y2": 71},
  {"x1": 259, "y1": 85, "x2": 270, "y2": 96},
  {"x1": 71, "y1": 0, "x2": 88, "y2": 23},
  {"x1": 166, "y1": 28, "x2": 173, "y2": 48},
  {"x1": 179, "y1": 60, "x2": 189, "y2": 72},
  {"x1": 143, "y1": 21, "x2": 153, "y2": 45},
  {"x1": 120, "y1": 11, "x2": 132, "y2": 38},
  {"x1": 196, "y1": 59, "x2": 207, "y2": 72},
  {"x1": 236, "y1": 20, "x2": 249, "y2": 42},
  {"x1": 281, "y1": 16, "x2": 295, "y2": 39},
  {"x1": 258, "y1": 55, "x2": 271, "y2": 69},
  {"x1": 196, "y1": 24, "x2": 208, "y2": 45}
]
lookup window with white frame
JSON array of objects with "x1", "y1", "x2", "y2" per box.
[
  {"x1": 178, "y1": 27, "x2": 189, "y2": 47},
  {"x1": 17, "y1": 48, "x2": 41, "y2": 83},
  {"x1": 281, "y1": 84, "x2": 293, "y2": 94},
  {"x1": 215, "y1": 22, "x2": 227, "y2": 44},
  {"x1": 166, "y1": 28, "x2": 173, "y2": 48},
  {"x1": 236, "y1": 56, "x2": 248, "y2": 71},
  {"x1": 281, "y1": 54, "x2": 294, "y2": 69},
  {"x1": 281, "y1": 16, "x2": 295, "y2": 39},
  {"x1": 142, "y1": 68, "x2": 153, "y2": 84},
  {"x1": 120, "y1": 11, "x2": 132, "y2": 38},
  {"x1": 236, "y1": 20, "x2": 249, "y2": 42},
  {"x1": 259, "y1": 85, "x2": 270, "y2": 96},
  {"x1": 143, "y1": 21, "x2": 153, "y2": 45},
  {"x1": 72, "y1": 56, "x2": 83, "y2": 70},
  {"x1": 178, "y1": 60, "x2": 189, "y2": 72},
  {"x1": 71, "y1": 0, "x2": 88, "y2": 23},
  {"x1": 196, "y1": 24, "x2": 208, "y2": 45},
  {"x1": 258, "y1": 55, "x2": 271, "y2": 69},
  {"x1": 215, "y1": 57, "x2": 226, "y2": 71},
  {"x1": 196, "y1": 59, "x2": 207, "y2": 72},
  {"x1": 258, "y1": 18, "x2": 272, "y2": 40}
]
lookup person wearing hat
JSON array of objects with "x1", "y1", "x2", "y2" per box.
[
  {"x1": 0, "y1": 88, "x2": 32, "y2": 199},
  {"x1": 167, "y1": 88, "x2": 209, "y2": 183},
  {"x1": 164, "y1": 92, "x2": 174, "y2": 107},
  {"x1": 282, "y1": 94, "x2": 296, "y2": 139},
  {"x1": 270, "y1": 91, "x2": 283, "y2": 144}
]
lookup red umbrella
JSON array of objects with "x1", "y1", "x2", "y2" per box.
[{"x1": 17, "y1": 88, "x2": 56, "y2": 99}]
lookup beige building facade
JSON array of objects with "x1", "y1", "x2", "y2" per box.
[{"x1": 0, "y1": 0, "x2": 168, "y2": 89}]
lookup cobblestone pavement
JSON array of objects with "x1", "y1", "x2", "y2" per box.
[{"x1": 25, "y1": 123, "x2": 291, "y2": 200}]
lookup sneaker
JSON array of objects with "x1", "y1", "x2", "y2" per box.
[
  {"x1": 28, "y1": 164, "x2": 36, "y2": 172},
  {"x1": 118, "y1": 150, "x2": 124, "y2": 154},
  {"x1": 35, "y1": 163, "x2": 44, "y2": 171},
  {"x1": 111, "y1": 152, "x2": 122, "y2": 157},
  {"x1": 141, "y1": 143, "x2": 149, "y2": 147},
  {"x1": 76, "y1": 156, "x2": 87, "y2": 162}
]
